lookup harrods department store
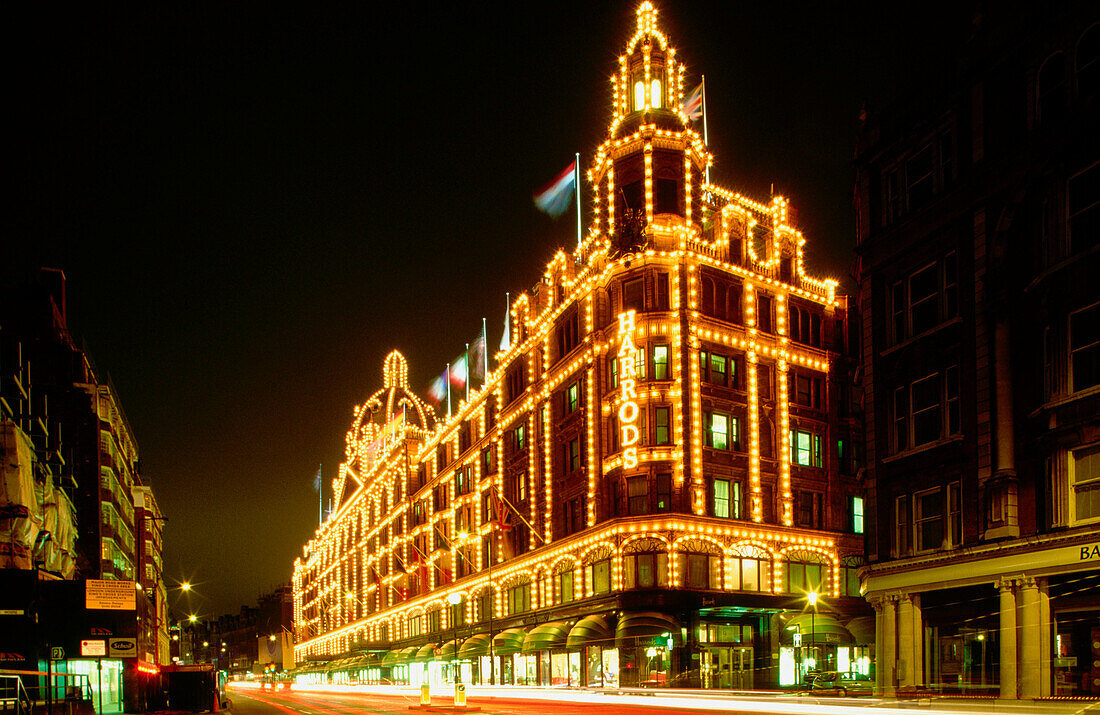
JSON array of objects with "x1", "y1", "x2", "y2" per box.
[{"x1": 292, "y1": 2, "x2": 867, "y2": 690}]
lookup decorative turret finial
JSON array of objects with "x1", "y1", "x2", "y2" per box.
[{"x1": 382, "y1": 350, "x2": 408, "y2": 389}]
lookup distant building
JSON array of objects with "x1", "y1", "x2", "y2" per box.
[
  {"x1": 292, "y1": 2, "x2": 865, "y2": 691},
  {"x1": 854, "y1": 4, "x2": 1099, "y2": 698},
  {"x1": 0, "y1": 268, "x2": 167, "y2": 712}
]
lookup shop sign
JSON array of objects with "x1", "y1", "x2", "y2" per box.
[
  {"x1": 1079, "y1": 543, "x2": 1100, "y2": 560},
  {"x1": 109, "y1": 638, "x2": 136, "y2": 658},
  {"x1": 0, "y1": 609, "x2": 24, "y2": 616},
  {"x1": 81, "y1": 640, "x2": 107, "y2": 657},
  {"x1": 50, "y1": 647, "x2": 65, "y2": 661},
  {"x1": 85, "y1": 579, "x2": 136, "y2": 610},
  {"x1": 617, "y1": 310, "x2": 641, "y2": 469}
]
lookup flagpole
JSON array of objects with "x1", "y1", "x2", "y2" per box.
[
  {"x1": 702, "y1": 75, "x2": 710, "y2": 185},
  {"x1": 574, "y1": 152, "x2": 582, "y2": 250},
  {"x1": 446, "y1": 363, "x2": 452, "y2": 419},
  {"x1": 317, "y1": 464, "x2": 322, "y2": 529},
  {"x1": 481, "y1": 318, "x2": 489, "y2": 384},
  {"x1": 465, "y1": 343, "x2": 470, "y2": 403}
]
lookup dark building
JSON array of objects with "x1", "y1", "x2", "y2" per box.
[
  {"x1": 854, "y1": 3, "x2": 1099, "y2": 698},
  {"x1": 1, "y1": 269, "x2": 168, "y2": 712}
]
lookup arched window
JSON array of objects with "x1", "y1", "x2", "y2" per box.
[
  {"x1": 728, "y1": 544, "x2": 771, "y2": 591},
  {"x1": 651, "y1": 78, "x2": 662, "y2": 108},
  {"x1": 677, "y1": 538, "x2": 722, "y2": 590},
  {"x1": 623, "y1": 537, "x2": 669, "y2": 589},
  {"x1": 1078, "y1": 24, "x2": 1100, "y2": 99},
  {"x1": 583, "y1": 544, "x2": 614, "y2": 595},
  {"x1": 553, "y1": 560, "x2": 578, "y2": 603},
  {"x1": 1038, "y1": 52, "x2": 1068, "y2": 125},
  {"x1": 634, "y1": 80, "x2": 646, "y2": 111},
  {"x1": 783, "y1": 549, "x2": 830, "y2": 594}
]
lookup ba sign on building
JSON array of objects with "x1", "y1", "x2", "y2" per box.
[{"x1": 292, "y1": 2, "x2": 865, "y2": 692}]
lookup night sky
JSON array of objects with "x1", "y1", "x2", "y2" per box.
[{"x1": 6, "y1": 1, "x2": 967, "y2": 617}]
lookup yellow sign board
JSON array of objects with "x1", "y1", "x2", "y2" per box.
[{"x1": 85, "y1": 579, "x2": 136, "y2": 610}]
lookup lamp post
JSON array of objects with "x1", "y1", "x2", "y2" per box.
[
  {"x1": 447, "y1": 592, "x2": 461, "y2": 687},
  {"x1": 806, "y1": 591, "x2": 819, "y2": 677}
]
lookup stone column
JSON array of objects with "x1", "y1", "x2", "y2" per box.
[
  {"x1": 882, "y1": 595, "x2": 897, "y2": 696},
  {"x1": 898, "y1": 594, "x2": 914, "y2": 689},
  {"x1": 1018, "y1": 577, "x2": 1040, "y2": 697},
  {"x1": 872, "y1": 597, "x2": 886, "y2": 695},
  {"x1": 911, "y1": 592, "x2": 924, "y2": 687},
  {"x1": 998, "y1": 578, "x2": 1017, "y2": 699},
  {"x1": 1038, "y1": 578, "x2": 1051, "y2": 697}
]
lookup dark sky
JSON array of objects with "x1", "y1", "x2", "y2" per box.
[{"x1": 6, "y1": 1, "x2": 967, "y2": 617}]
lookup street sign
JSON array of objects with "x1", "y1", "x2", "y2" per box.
[
  {"x1": 108, "y1": 638, "x2": 136, "y2": 658},
  {"x1": 793, "y1": 632, "x2": 802, "y2": 647},
  {"x1": 81, "y1": 640, "x2": 107, "y2": 657},
  {"x1": 50, "y1": 647, "x2": 65, "y2": 661},
  {"x1": 0, "y1": 609, "x2": 25, "y2": 616},
  {"x1": 85, "y1": 580, "x2": 136, "y2": 610}
]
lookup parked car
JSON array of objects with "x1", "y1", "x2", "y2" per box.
[{"x1": 807, "y1": 672, "x2": 872, "y2": 696}]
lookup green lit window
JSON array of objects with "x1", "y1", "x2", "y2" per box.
[
  {"x1": 710, "y1": 354, "x2": 727, "y2": 386},
  {"x1": 707, "y1": 412, "x2": 729, "y2": 450},
  {"x1": 566, "y1": 382, "x2": 579, "y2": 413},
  {"x1": 852, "y1": 496, "x2": 865, "y2": 534},
  {"x1": 714, "y1": 479, "x2": 730, "y2": 518},
  {"x1": 653, "y1": 344, "x2": 669, "y2": 380},
  {"x1": 791, "y1": 429, "x2": 822, "y2": 467}
]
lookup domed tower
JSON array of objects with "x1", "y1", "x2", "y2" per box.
[
  {"x1": 331, "y1": 351, "x2": 436, "y2": 513},
  {"x1": 588, "y1": 1, "x2": 712, "y2": 256}
]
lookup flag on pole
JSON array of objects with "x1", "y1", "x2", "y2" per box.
[
  {"x1": 472, "y1": 323, "x2": 487, "y2": 380},
  {"x1": 533, "y1": 159, "x2": 577, "y2": 217},
  {"x1": 312, "y1": 465, "x2": 322, "y2": 492},
  {"x1": 449, "y1": 353, "x2": 468, "y2": 391},
  {"x1": 427, "y1": 367, "x2": 448, "y2": 404},
  {"x1": 500, "y1": 293, "x2": 511, "y2": 352},
  {"x1": 682, "y1": 82, "x2": 704, "y2": 121}
]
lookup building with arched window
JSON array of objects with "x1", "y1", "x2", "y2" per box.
[{"x1": 292, "y1": 2, "x2": 865, "y2": 691}]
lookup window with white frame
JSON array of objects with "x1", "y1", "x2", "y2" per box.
[
  {"x1": 892, "y1": 366, "x2": 961, "y2": 453},
  {"x1": 889, "y1": 252, "x2": 959, "y2": 343},
  {"x1": 790, "y1": 429, "x2": 823, "y2": 467},
  {"x1": 1070, "y1": 303, "x2": 1099, "y2": 392},
  {"x1": 894, "y1": 481, "x2": 961, "y2": 556},
  {"x1": 852, "y1": 496, "x2": 865, "y2": 534},
  {"x1": 1072, "y1": 444, "x2": 1100, "y2": 523}
]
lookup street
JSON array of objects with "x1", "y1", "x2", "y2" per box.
[{"x1": 226, "y1": 683, "x2": 1100, "y2": 715}]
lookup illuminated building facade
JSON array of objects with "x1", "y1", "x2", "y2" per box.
[
  {"x1": 855, "y1": 5, "x2": 1099, "y2": 698},
  {"x1": 293, "y1": 2, "x2": 865, "y2": 690}
]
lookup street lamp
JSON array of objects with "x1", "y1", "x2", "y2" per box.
[
  {"x1": 806, "y1": 591, "x2": 819, "y2": 677},
  {"x1": 447, "y1": 592, "x2": 462, "y2": 688}
]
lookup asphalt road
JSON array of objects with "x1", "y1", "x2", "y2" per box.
[{"x1": 226, "y1": 683, "x2": 1100, "y2": 715}]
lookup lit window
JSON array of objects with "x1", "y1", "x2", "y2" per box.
[
  {"x1": 714, "y1": 479, "x2": 730, "y2": 518},
  {"x1": 790, "y1": 429, "x2": 822, "y2": 467},
  {"x1": 1072, "y1": 444, "x2": 1100, "y2": 522},
  {"x1": 653, "y1": 345, "x2": 669, "y2": 380},
  {"x1": 650, "y1": 79, "x2": 662, "y2": 108},
  {"x1": 566, "y1": 382, "x2": 579, "y2": 413},
  {"x1": 634, "y1": 81, "x2": 645, "y2": 110},
  {"x1": 707, "y1": 412, "x2": 729, "y2": 450},
  {"x1": 654, "y1": 406, "x2": 670, "y2": 445},
  {"x1": 852, "y1": 496, "x2": 864, "y2": 534}
]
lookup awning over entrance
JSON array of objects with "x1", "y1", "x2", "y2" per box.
[
  {"x1": 492, "y1": 627, "x2": 527, "y2": 656},
  {"x1": 412, "y1": 643, "x2": 439, "y2": 662},
  {"x1": 459, "y1": 633, "x2": 492, "y2": 659},
  {"x1": 438, "y1": 640, "x2": 459, "y2": 659},
  {"x1": 616, "y1": 611, "x2": 679, "y2": 649},
  {"x1": 845, "y1": 616, "x2": 875, "y2": 645},
  {"x1": 780, "y1": 614, "x2": 855, "y2": 645},
  {"x1": 381, "y1": 650, "x2": 401, "y2": 668},
  {"x1": 567, "y1": 614, "x2": 616, "y2": 649},
  {"x1": 397, "y1": 646, "x2": 419, "y2": 663},
  {"x1": 522, "y1": 621, "x2": 571, "y2": 653}
]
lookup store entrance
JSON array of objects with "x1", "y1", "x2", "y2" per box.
[{"x1": 702, "y1": 646, "x2": 753, "y2": 689}]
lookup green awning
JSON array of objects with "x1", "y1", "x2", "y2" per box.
[
  {"x1": 522, "y1": 621, "x2": 572, "y2": 654},
  {"x1": 459, "y1": 633, "x2": 491, "y2": 659},
  {"x1": 381, "y1": 651, "x2": 401, "y2": 667},
  {"x1": 438, "y1": 641, "x2": 459, "y2": 659},
  {"x1": 397, "y1": 646, "x2": 420, "y2": 663},
  {"x1": 567, "y1": 614, "x2": 616, "y2": 649},
  {"x1": 412, "y1": 643, "x2": 440, "y2": 662},
  {"x1": 845, "y1": 616, "x2": 875, "y2": 645},
  {"x1": 491, "y1": 628, "x2": 527, "y2": 656},
  {"x1": 616, "y1": 611, "x2": 679, "y2": 649},
  {"x1": 781, "y1": 614, "x2": 854, "y2": 645}
]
